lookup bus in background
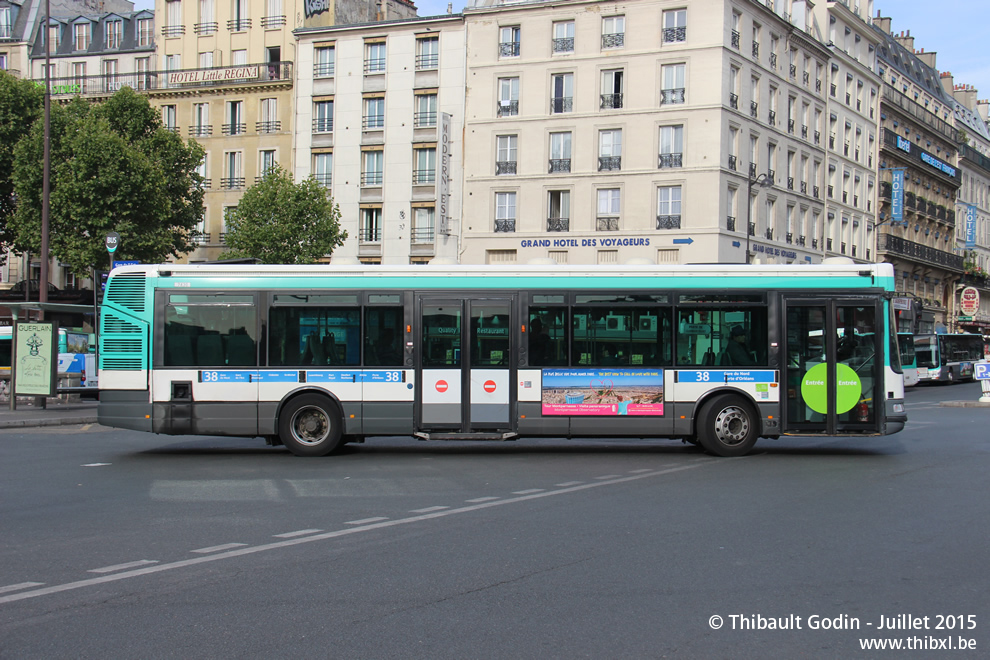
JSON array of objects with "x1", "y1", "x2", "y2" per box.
[
  {"x1": 0, "y1": 326, "x2": 98, "y2": 392},
  {"x1": 98, "y1": 262, "x2": 906, "y2": 457},
  {"x1": 913, "y1": 333, "x2": 984, "y2": 384},
  {"x1": 897, "y1": 332, "x2": 919, "y2": 387}
]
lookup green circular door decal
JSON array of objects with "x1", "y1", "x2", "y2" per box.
[{"x1": 801, "y1": 362, "x2": 862, "y2": 415}]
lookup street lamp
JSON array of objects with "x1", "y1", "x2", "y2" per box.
[{"x1": 745, "y1": 172, "x2": 773, "y2": 263}]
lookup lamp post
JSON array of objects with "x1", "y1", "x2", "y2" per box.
[{"x1": 745, "y1": 172, "x2": 773, "y2": 263}]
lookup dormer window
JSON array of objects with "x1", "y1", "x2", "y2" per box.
[{"x1": 74, "y1": 22, "x2": 90, "y2": 51}]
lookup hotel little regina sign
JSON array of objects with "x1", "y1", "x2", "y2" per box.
[{"x1": 167, "y1": 67, "x2": 260, "y2": 85}]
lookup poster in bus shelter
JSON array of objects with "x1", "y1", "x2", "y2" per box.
[
  {"x1": 13, "y1": 322, "x2": 57, "y2": 397},
  {"x1": 541, "y1": 368, "x2": 664, "y2": 416}
]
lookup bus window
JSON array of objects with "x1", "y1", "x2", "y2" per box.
[
  {"x1": 527, "y1": 306, "x2": 568, "y2": 366},
  {"x1": 675, "y1": 307, "x2": 767, "y2": 366},
  {"x1": 269, "y1": 304, "x2": 360, "y2": 367},
  {"x1": 423, "y1": 304, "x2": 461, "y2": 367},
  {"x1": 572, "y1": 306, "x2": 671, "y2": 367},
  {"x1": 164, "y1": 294, "x2": 257, "y2": 367},
  {"x1": 471, "y1": 303, "x2": 510, "y2": 367},
  {"x1": 364, "y1": 306, "x2": 404, "y2": 367}
]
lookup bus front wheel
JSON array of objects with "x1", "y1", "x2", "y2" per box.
[
  {"x1": 279, "y1": 394, "x2": 344, "y2": 457},
  {"x1": 696, "y1": 394, "x2": 758, "y2": 457}
]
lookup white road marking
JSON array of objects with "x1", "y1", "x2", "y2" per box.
[
  {"x1": 344, "y1": 517, "x2": 389, "y2": 525},
  {"x1": 0, "y1": 582, "x2": 43, "y2": 594},
  {"x1": 465, "y1": 496, "x2": 500, "y2": 503},
  {"x1": 594, "y1": 474, "x2": 621, "y2": 480},
  {"x1": 555, "y1": 481, "x2": 583, "y2": 487},
  {"x1": 82, "y1": 463, "x2": 111, "y2": 467},
  {"x1": 273, "y1": 529, "x2": 323, "y2": 538},
  {"x1": 0, "y1": 459, "x2": 714, "y2": 605},
  {"x1": 88, "y1": 560, "x2": 158, "y2": 574},
  {"x1": 409, "y1": 506, "x2": 450, "y2": 513},
  {"x1": 629, "y1": 469, "x2": 652, "y2": 474},
  {"x1": 511, "y1": 489, "x2": 545, "y2": 495},
  {"x1": 191, "y1": 543, "x2": 248, "y2": 554}
]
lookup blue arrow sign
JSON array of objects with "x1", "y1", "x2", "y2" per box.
[
  {"x1": 672, "y1": 238, "x2": 694, "y2": 245},
  {"x1": 731, "y1": 241, "x2": 741, "y2": 247}
]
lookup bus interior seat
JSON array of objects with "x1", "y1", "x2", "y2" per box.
[
  {"x1": 196, "y1": 334, "x2": 224, "y2": 365},
  {"x1": 166, "y1": 335, "x2": 194, "y2": 366},
  {"x1": 226, "y1": 334, "x2": 255, "y2": 366},
  {"x1": 718, "y1": 351, "x2": 732, "y2": 366},
  {"x1": 702, "y1": 349, "x2": 715, "y2": 365}
]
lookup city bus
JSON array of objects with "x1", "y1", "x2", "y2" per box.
[
  {"x1": 897, "y1": 332, "x2": 919, "y2": 387},
  {"x1": 913, "y1": 333, "x2": 984, "y2": 383},
  {"x1": 98, "y1": 262, "x2": 907, "y2": 457}
]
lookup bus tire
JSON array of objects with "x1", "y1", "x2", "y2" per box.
[
  {"x1": 696, "y1": 394, "x2": 758, "y2": 457},
  {"x1": 278, "y1": 394, "x2": 344, "y2": 457}
]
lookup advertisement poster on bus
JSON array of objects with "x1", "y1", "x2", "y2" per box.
[{"x1": 541, "y1": 368, "x2": 663, "y2": 415}]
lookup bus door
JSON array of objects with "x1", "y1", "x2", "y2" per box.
[
  {"x1": 416, "y1": 296, "x2": 515, "y2": 433},
  {"x1": 782, "y1": 298, "x2": 882, "y2": 434}
]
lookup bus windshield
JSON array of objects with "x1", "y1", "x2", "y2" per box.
[
  {"x1": 897, "y1": 333, "x2": 916, "y2": 368},
  {"x1": 914, "y1": 336, "x2": 937, "y2": 368}
]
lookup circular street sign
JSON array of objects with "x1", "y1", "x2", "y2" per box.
[
  {"x1": 484, "y1": 380, "x2": 497, "y2": 393},
  {"x1": 105, "y1": 232, "x2": 120, "y2": 253},
  {"x1": 435, "y1": 380, "x2": 448, "y2": 393},
  {"x1": 960, "y1": 287, "x2": 980, "y2": 316}
]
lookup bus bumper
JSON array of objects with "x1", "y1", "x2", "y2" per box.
[
  {"x1": 884, "y1": 398, "x2": 907, "y2": 434},
  {"x1": 98, "y1": 390, "x2": 153, "y2": 433}
]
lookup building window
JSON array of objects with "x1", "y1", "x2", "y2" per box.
[
  {"x1": 232, "y1": 49, "x2": 247, "y2": 65},
  {"x1": 550, "y1": 73, "x2": 573, "y2": 114},
  {"x1": 199, "y1": 51, "x2": 214, "y2": 68},
  {"x1": 661, "y1": 64, "x2": 686, "y2": 104},
  {"x1": 192, "y1": 102, "x2": 210, "y2": 136},
  {"x1": 414, "y1": 93, "x2": 437, "y2": 128},
  {"x1": 74, "y1": 22, "x2": 90, "y2": 51},
  {"x1": 361, "y1": 208, "x2": 382, "y2": 243},
  {"x1": 102, "y1": 59, "x2": 119, "y2": 92},
  {"x1": 262, "y1": 0, "x2": 285, "y2": 28},
  {"x1": 496, "y1": 135, "x2": 517, "y2": 175},
  {"x1": 259, "y1": 149, "x2": 276, "y2": 177},
  {"x1": 258, "y1": 98, "x2": 278, "y2": 133},
  {"x1": 363, "y1": 97, "x2": 384, "y2": 130},
  {"x1": 662, "y1": 9, "x2": 687, "y2": 43},
  {"x1": 659, "y1": 125, "x2": 684, "y2": 168},
  {"x1": 222, "y1": 151, "x2": 244, "y2": 189},
  {"x1": 597, "y1": 189, "x2": 620, "y2": 231},
  {"x1": 223, "y1": 100, "x2": 244, "y2": 135},
  {"x1": 196, "y1": 0, "x2": 216, "y2": 34},
  {"x1": 499, "y1": 26, "x2": 520, "y2": 57},
  {"x1": 365, "y1": 42, "x2": 386, "y2": 74},
  {"x1": 229, "y1": 0, "x2": 249, "y2": 31},
  {"x1": 416, "y1": 36, "x2": 439, "y2": 70},
  {"x1": 552, "y1": 21, "x2": 574, "y2": 53},
  {"x1": 549, "y1": 132, "x2": 572, "y2": 173},
  {"x1": 602, "y1": 15, "x2": 624, "y2": 49},
  {"x1": 314, "y1": 46, "x2": 334, "y2": 77},
  {"x1": 164, "y1": 1, "x2": 184, "y2": 36},
  {"x1": 495, "y1": 192, "x2": 516, "y2": 232},
  {"x1": 106, "y1": 20, "x2": 122, "y2": 49},
  {"x1": 601, "y1": 69, "x2": 623, "y2": 109},
  {"x1": 313, "y1": 100, "x2": 333, "y2": 133},
  {"x1": 136, "y1": 57, "x2": 150, "y2": 89},
  {"x1": 412, "y1": 207, "x2": 435, "y2": 243},
  {"x1": 598, "y1": 129, "x2": 621, "y2": 171},
  {"x1": 0, "y1": 8, "x2": 11, "y2": 40},
  {"x1": 361, "y1": 150, "x2": 383, "y2": 186},
  {"x1": 162, "y1": 105, "x2": 177, "y2": 131},
  {"x1": 48, "y1": 25, "x2": 61, "y2": 52},
  {"x1": 313, "y1": 152, "x2": 332, "y2": 188},
  {"x1": 548, "y1": 190, "x2": 570, "y2": 232},
  {"x1": 497, "y1": 77, "x2": 519, "y2": 117},
  {"x1": 413, "y1": 147, "x2": 436, "y2": 184},
  {"x1": 657, "y1": 186, "x2": 682, "y2": 229},
  {"x1": 72, "y1": 62, "x2": 87, "y2": 93}
]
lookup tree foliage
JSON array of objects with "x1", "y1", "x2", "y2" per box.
[
  {"x1": 0, "y1": 71, "x2": 44, "y2": 254},
  {"x1": 222, "y1": 165, "x2": 347, "y2": 264},
  {"x1": 10, "y1": 86, "x2": 205, "y2": 276}
]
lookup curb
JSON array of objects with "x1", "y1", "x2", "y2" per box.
[
  {"x1": 0, "y1": 415, "x2": 99, "y2": 430},
  {"x1": 938, "y1": 401, "x2": 990, "y2": 408}
]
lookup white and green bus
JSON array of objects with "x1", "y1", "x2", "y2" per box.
[
  {"x1": 913, "y1": 333, "x2": 985, "y2": 383},
  {"x1": 98, "y1": 262, "x2": 907, "y2": 457}
]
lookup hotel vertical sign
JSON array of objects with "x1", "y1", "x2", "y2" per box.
[
  {"x1": 438, "y1": 112, "x2": 452, "y2": 236},
  {"x1": 891, "y1": 169, "x2": 904, "y2": 227}
]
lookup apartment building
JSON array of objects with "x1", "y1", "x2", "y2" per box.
[
  {"x1": 872, "y1": 19, "x2": 962, "y2": 333},
  {"x1": 151, "y1": 0, "x2": 416, "y2": 262},
  {"x1": 459, "y1": 0, "x2": 831, "y2": 267},
  {"x1": 293, "y1": 13, "x2": 465, "y2": 264},
  {"x1": 811, "y1": 0, "x2": 881, "y2": 263}
]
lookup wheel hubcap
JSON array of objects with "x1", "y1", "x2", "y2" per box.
[
  {"x1": 291, "y1": 406, "x2": 330, "y2": 446},
  {"x1": 714, "y1": 406, "x2": 750, "y2": 446}
]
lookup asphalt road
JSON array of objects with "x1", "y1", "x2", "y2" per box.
[{"x1": 1, "y1": 381, "x2": 987, "y2": 658}]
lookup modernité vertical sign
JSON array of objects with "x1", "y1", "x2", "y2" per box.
[{"x1": 438, "y1": 112, "x2": 451, "y2": 236}]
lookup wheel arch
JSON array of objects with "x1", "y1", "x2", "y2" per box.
[
  {"x1": 691, "y1": 386, "x2": 764, "y2": 437},
  {"x1": 275, "y1": 386, "x2": 345, "y2": 430}
]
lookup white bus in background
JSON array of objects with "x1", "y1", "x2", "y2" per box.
[{"x1": 897, "y1": 333, "x2": 918, "y2": 387}]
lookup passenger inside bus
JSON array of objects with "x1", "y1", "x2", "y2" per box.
[{"x1": 722, "y1": 326, "x2": 755, "y2": 366}]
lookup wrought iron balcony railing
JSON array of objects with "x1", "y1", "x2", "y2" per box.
[
  {"x1": 312, "y1": 173, "x2": 331, "y2": 188},
  {"x1": 359, "y1": 227, "x2": 382, "y2": 243},
  {"x1": 552, "y1": 37, "x2": 574, "y2": 53},
  {"x1": 496, "y1": 100, "x2": 519, "y2": 117},
  {"x1": 221, "y1": 123, "x2": 246, "y2": 136},
  {"x1": 726, "y1": 216, "x2": 736, "y2": 231},
  {"x1": 597, "y1": 217, "x2": 619, "y2": 231},
  {"x1": 256, "y1": 121, "x2": 280, "y2": 133},
  {"x1": 547, "y1": 217, "x2": 570, "y2": 232},
  {"x1": 494, "y1": 219, "x2": 516, "y2": 233},
  {"x1": 495, "y1": 160, "x2": 517, "y2": 175},
  {"x1": 416, "y1": 54, "x2": 438, "y2": 70},
  {"x1": 602, "y1": 32, "x2": 624, "y2": 49},
  {"x1": 361, "y1": 172, "x2": 383, "y2": 186},
  {"x1": 499, "y1": 42, "x2": 520, "y2": 57},
  {"x1": 413, "y1": 169, "x2": 436, "y2": 185},
  {"x1": 549, "y1": 159, "x2": 571, "y2": 173},
  {"x1": 261, "y1": 15, "x2": 286, "y2": 29},
  {"x1": 658, "y1": 153, "x2": 683, "y2": 168},
  {"x1": 656, "y1": 215, "x2": 681, "y2": 230},
  {"x1": 312, "y1": 118, "x2": 333, "y2": 133},
  {"x1": 598, "y1": 156, "x2": 621, "y2": 171},
  {"x1": 731, "y1": 30, "x2": 740, "y2": 49},
  {"x1": 414, "y1": 111, "x2": 437, "y2": 128},
  {"x1": 314, "y1": 62, "x2": 334, "y2": 77},
  {"x1": 551, "y1": 96, "x2": 573, "y2": 113},
  {"x1": 227, "y1": 19, "x2": 251, "y2": 31},
  {"x1": 600, "y1": 93, "x2": 623, "y2": 109},
  {"x1": 728, "y1": 155, "x2": 737, "y2": 171},
  {"x1": 188, "y1": 125, "x2": 212, "y2": 137},
  {"x1": 661, "y1": 88, "x2": 685, "y2": 105},
  {"x1": 663, "y1": 26, "x2": 686, "y2": 43}
]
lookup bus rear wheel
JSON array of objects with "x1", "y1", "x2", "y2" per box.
[
  {"x1": 279, "y1": 394, "x2": 344, "y2": 457},
  {"x1": 696, "y1": 394, "x2": 758, "y2": 457}
]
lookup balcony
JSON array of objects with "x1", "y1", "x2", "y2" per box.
[
  {"x1": 312, "y1": 118, "x2": 333, "y2": 133},
  {"x1": 748, "y1": 222, "x2": 756, "y2": 236},
  {"x1": 814, "y1": 130, "x2": 821, "y2": 145},
  {"x1": 766, "y1": 169, "x2": 775, "y2": 183},
  {"x1": 770, "y1": 52, "x2": 778, "y2": 69},
  {"x1": 552, "y1": 37, "x2": 574, "y2": 53},
  {"x1": 220, "y1": 177, "x2": 245, "y2": 189},
  {"x1": 597, "y1": 217, "x2": 619, "y2": 231},
  {"x1": 749, "y1": 162, "x2": 757, "y2": 177},
  {"x1": 551, "y1": 96, "x2": 573, "y2": 113},
  {"x1": 361, "y1": 172, "x2": 384, "y2": 187},
  {"x1": 188, "y1": 125, "x2": 212, "y2": 137},
  {"x1": 797, "y1": 235, "x2": 806, "y2": 246},
  {"x1": 803, "y1": 71, "x2": 810, "y2": 86},
  {"x1": 816, "y1": 79, "x2": 822, "y2": 93},
  {"x1": 787, "y1": 176, "x2": 794, "y2": 190},
  {"x1": 602, "y1": 32, "x2": 624, "y2": 49},
  {"x1": 548, "y1": 159, "x2": 571, "y2": 173},
  {"x1": 496, "y1": 100, "x2": 519, "y2": 117},
  {"x1": 827, "y1": 238, "x2": 833, "y2": 251},
  {"x1": 191, "y1": 232, "x2": 211, "y2": 246},
  {"x1": 656, "y1": 215, "x2": 681, "y2": 229},
  {"x1": 600, "y1": 93, "x2": 623, "y2": 109},
  {"x1": 547, "y1": 217, "x2": 570, "y2": 232},
  {"x1": 788, "y1": 119, "x2": 795, "y2": 134},
  {"x1": 731, "y1": 30, "x2": 740, "y2": 49},
  {"x1": 765, "y1": 228, "x2": 773, "y2": 240},
  {"x1": 813, "y1": 186, "x2": 819, "y2": 198},
  {"x1": 359, "y1": 227, "x2": 382, "y2": 243},
  {"x1": 312, "y1": 173, "x2": 331, "y2": 188},
  {"x1": 790, "y1": 64, "x2": 797, "y2": 79},
  {"x1": 364, "y1": 58, "x2": 386, "y2": 74},
  {"x1": 801, "y1": 125, "x2": 808, "y2": 139},
  {"x1": 499, "y1": 42, "x2": 520, "y2": 57},
  {"x1": 658, "y1": 153, "x2": 683, "y2": 168},
  {"x1": 728, "y1": 155, "x2": 737, "y2": 171},
  {"x1": 750, "y1": 101, "x2": 758, "y2": 118},
  {"x1": 786, "y1": 232, "x2": 793, "y2": 244},
  {"x1": 768, "y1": 110, "x2": 776, "y2": 126},
  {"x1": 413, "y1": 169, "x2": 436, "y2": 185},
  {"x1": 800, "y1": 181, "x2": 807, "y2": 194},
  {"x1": 598, "y1": 156, "x2": 621, "y2": 171},
  {"x1": 726, "y1": 216, "x2": 736, "y2": 231},
  {"x1": 414, "y1": 111, "x2": 437, "y2": 128},
  {"x1": 495, "y1": 219, "x2": 516, "y2": 233},
  {"x1": 193, "y1": 22, "x2": 218, "y2": 35},
  {"x1": 411, "y1": 227, "x2": 435, "y2": 244},
  {"x1": 161, "y1": 25, "x2": 185, "y2": 37},
  {"x1": 221, "y1": 123, "x2": 246, "y2": 136},
  {"x1": 227, "y1": 19, "x2": 251, "y2": 31},
  {"x1": 729, "y1": 93, "x2": 738, "y2": 110},
  {"x1": 256, "y1": 121, "x2": 280, "y2": 133},
  {"x1": 752, "y1": 41, "x2": 759, "y2": 58},
  {"x1": 661, "y1": 88, "x2": 685, "y2": 105},
  {"x1": 362, "y1": 115, "x2": 385, "y2": 131},
  {"x1": 415, "y1": 53, "x2": 438, "y2": 70},
  {"x1": 879, "y1": 181, "x2": 892, "y2": 198},
  {"x1": 812, "y1": 238, "x2": 819, "y2": 249},
  {"x1": 314, "y1": 62, "x2": 334, "y2": 77},
  {"x1": 495, "y1": 160, "x2": 517, "y2": 175},
  {"x1": 261, "y1": 15, "x2": 286, "y2": 29},
  {"x1": 663, "y1": 26, "x2": 686, "y2": 43}
]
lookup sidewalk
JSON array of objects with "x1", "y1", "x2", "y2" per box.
[{"x1": 0, "y1": 398, "x2": 99, "y2": 430}]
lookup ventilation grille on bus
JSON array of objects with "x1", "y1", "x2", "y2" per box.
[
  {"x1": 100, "y1": 309, "x2": 147, "y2": 372},
  {"x1": 103, "y1": 315, "x2": 142, "y2": 334},
  {"x1": 102, "y1": 357, "x2": 143, "y2": 370},
  {"x1": 104, "y1": 272, "x2": 147, "y2": 312},
  {"x1": 102, "y1": 339, "x2": 143, "y2": 353}
]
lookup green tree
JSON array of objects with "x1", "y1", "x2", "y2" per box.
[
  {"x1": 10, "y1": 87, "x2": 205, "y2": 276},
  {"x1": 222, "y1": 165, "x2": 347, "y2": 264},
  {"x1": 0, "y1": 71, "x2": 44, "y2": 254}
]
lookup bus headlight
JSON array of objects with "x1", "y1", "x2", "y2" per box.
[{"x1": 892, "y1": 403, "x2": 905, "y2": 414}]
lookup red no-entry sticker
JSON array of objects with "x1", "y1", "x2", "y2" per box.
[
  {"x1": 484, "y1": 380, "x2": 497, "y2": 393},
  {"x1": 435, "y1": 380, "x2": 448, "y2": 393}
]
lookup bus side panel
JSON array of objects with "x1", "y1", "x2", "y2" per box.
[{"x1": 98, "y1": 390, "x2": 153, "y2": 432}]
